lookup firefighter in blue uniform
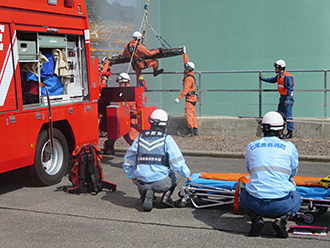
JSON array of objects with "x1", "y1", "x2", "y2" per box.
[
  {"x1": 260, "y1": 60, "x2": 295, "y2": 139},
  {"x1": 123, "y1": 109, "x2": 192, "y2": 212},
  {"x1": 239, "y1": 111, "x2": 301, "y2": 238}
]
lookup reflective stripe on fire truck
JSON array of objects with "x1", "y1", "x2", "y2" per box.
[
  {"x1": 84, "y1": 29, "x2": 90, "y2": 44},
  {"x1": 0, "y1": 25, "x2": 4, "y2": 51},
  {"x1": 0, "y1": 29, "x2": 18, "y2": 107}
]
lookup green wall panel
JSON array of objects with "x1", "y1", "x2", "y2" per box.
[{"x1": 138, "y1": 0, "x2": 330, "y2": 118}]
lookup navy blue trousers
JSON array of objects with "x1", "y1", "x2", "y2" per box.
[
  {"x1": 240, "y1": 189, "x2": 301, "y2": 217},
  {"x1": 277, "y1": 96, "x2": 294, "y2": 131}
]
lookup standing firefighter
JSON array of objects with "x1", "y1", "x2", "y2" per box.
[
  {"x1": 103, "y1": 73, "x2": 139, "y2": 155},
  {"x1": 122, "y1": 109, "x2": 192, "y2": 212},
  {"x1": 260, "y1": 60, "x2": 295, "y2": 139},
  {"x1": 122, "y1": 31, "x2": 164, "y2": 81},
  {"x1": 175, "y1": 51, "x2": 198, "y2": 137}
]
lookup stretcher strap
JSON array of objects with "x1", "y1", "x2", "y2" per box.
[{"x1": 234, "y1": 176, "x2": 250, "y2": 214}]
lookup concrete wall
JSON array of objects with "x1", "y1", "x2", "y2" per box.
[{"x1": 167, "y1": 116, "x2": 330, "y2": 138}]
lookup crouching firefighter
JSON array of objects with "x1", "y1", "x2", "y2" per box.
[
  {"x1": 122, "y1": 109, "x2": 192, "y2": 212},
  {"x1": 239, "y1": 111, "x2": 301, "y2": 238}
]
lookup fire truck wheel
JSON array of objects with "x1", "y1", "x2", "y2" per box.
[{"x1": 33, "y1": 128, "x2": 69, "y2": 186}]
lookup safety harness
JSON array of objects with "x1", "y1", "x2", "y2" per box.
[
  {"x1": 126, "y1": 42, "x2": 148, "y2": 70},
  {"x1": 183, "y1": 74, "x2": 198, "y2": 97}
]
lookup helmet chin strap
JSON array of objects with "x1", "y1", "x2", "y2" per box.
[
  {"x1": 263, "y1": 129, "x2": 283, "y2": 138},
  {"x1": 150, "y1": 125, "x2": 166, "y2": 132}
]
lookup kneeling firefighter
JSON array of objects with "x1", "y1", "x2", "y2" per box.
[
  {"x1": 104, "y1": 72, "x2": 139, "y2": 155},
  {"x1": 122, "y1": 109, "x2": 192, "y2": 212}
]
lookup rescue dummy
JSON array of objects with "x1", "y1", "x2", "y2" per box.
[
  {"x1": 122, "y1": 109, "x2": 192, "y2": 212},
  {"x1": 103, "y1": 73, "x2": 139, "y2": 155},
  {"x1": 122, "y1": 31, "x2": 164, "y2": 81},
  {"x1": 174, "y1": 49, "x2": 198, "y2": 137}
]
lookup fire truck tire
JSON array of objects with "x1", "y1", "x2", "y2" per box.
[{"x1": 33, "y1": 129, "x2": 69, "y2": 186}]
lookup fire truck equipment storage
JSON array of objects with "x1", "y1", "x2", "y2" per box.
[{"x1": 0, "y1": 0, "x2": 100, "y2": 185}]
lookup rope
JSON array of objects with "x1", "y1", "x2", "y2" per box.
[
  {"x1": 126, "y1": 0, "x2": 173, "y2": 74},
  {"x1": 126, "y1": 0, "x2": 150, "y2": 74},
  {"x1": 146, "y1": 24, "x2": 172, "y2": 48}
]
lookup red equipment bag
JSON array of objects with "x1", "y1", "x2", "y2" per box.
[{"x1": 68, "y1": 143, "x2": 117, "y2": 194}]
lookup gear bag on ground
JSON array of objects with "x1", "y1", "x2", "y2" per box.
[{"x1": 68, "y1": 143, "x2": 117, "y2": 194}]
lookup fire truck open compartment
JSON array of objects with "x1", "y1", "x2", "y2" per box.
[
  {"x1": 0, "y1": 1, "x2": 100, "y2": 186},
  {"x1": 17, "y1": 31, "x2": 89, "y2": 106}
]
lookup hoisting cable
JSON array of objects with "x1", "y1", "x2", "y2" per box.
[
  {"x1": 139, "y1": 0, "x2": 150, "y2": 45},
  {"x1": 146, "y1": 23, "x2": 172, "y2": 48},
  {"x1": 126, "y1": 0, "x2": 150, "y2": 74}
]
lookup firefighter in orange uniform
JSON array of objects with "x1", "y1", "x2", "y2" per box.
[
  {"x1": 99, "y1": 57, "x2": 112, "y2": 93},
  {"x1": 98, "y1": 57, "x2": 113, "y2": 137},
  {"x1": 174, "y1": 51, "x2": 198, "y2": 137},
  {"x1": 122, "y1": 31, "x2": 164, "y2": 82},
  {"x1": 104, "y1": 73, "x2": 140, "y2": 155}
]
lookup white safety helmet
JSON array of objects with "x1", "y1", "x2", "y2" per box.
[
  {"x1": 261, "y1": 111, "x2": 285, "y2": 132},
  {"x1": 116, "y1": 72, "x2": 130, "y2": 83},
  {"x1": 148, "y1": 109, "x2": 168, "y2": 126},
  {"x1": 132, "y1": 31, "x2": 142, "y2": 40},
  {"x1": 274, "y1": 59, "x2": 286, "y2": 68},
  {"x1": 184, "y1": 62, "x2": 195, "y2": 71}
]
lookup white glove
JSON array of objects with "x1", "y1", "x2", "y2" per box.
[
  {"x1": 183, "y1": 46, "x2": 186, "y2": 54},
  {"x1": 174, "y1": 98, "x2": 180, "y2": 104}
]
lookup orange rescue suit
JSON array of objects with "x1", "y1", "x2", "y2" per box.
[
  {"x1": 122, "y1": 83, "x2": 139, "y2": 145},
  {"x1": 99, "y1": 59, "x2": 112, "y2": 93},
  {"x1": 122, "y1": 40, "x2": 160, "y2": 80},
  {"x1": 178, "y1": 54, "x2": 198, "y2": 129}
]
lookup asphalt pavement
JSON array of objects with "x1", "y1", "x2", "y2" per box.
[{"x1": 0, "y1": 154, "x2": 330, "y2": 248}]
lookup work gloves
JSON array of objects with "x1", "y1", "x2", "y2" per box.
[
  {"x1": 174, "y1": 98, "x2": 180, "y2": 104},
  {"x1": 285, "y1": 99, "x2": 290, "y2": 107}
]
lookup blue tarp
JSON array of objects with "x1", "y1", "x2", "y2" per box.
[{"x1": 40, "y1": 49, "x2": 63, "y2": 96}]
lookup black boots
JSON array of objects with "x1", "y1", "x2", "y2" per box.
[
  {"x1": 248, "y1": 211, "x2": 264, "y2": 236},
  {"x1": 273, "y1": 212, "x2": 291, "y2": 238},
  {"x1": 193, "y1": 127, "x2": 199, "y2": 136},
  {"x1": 246, "y1": 210, "x2": 291, "y2": 238},
  {"x1": 184, "y1": 128, "x2": 194, "y2": 137},
  {"x1": 282, "y1": 130, "x2": 293, "y2": 139},
  {"x1": 104, "y1": 139, "x2": 116, "y2": 155},
  {"x1": 184, "y1": 128, "x2": 199, "y2": 137},
  {"x1": 153, "y1": 69, "x2": 164, "y2": 77},
  {"x1": 161, "y1": 190, "x2": 176, "y2": 208},
  {"x1": 143, "y1": 190, "x2": 154, "y2": 212}
]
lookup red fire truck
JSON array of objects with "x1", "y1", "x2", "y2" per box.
[
  {"x1": 0, "y1": 0, "x2": 102, "y2": 185},
  {"x1": 0, "y1": 0, "x2": 155, "y2": 186}
]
